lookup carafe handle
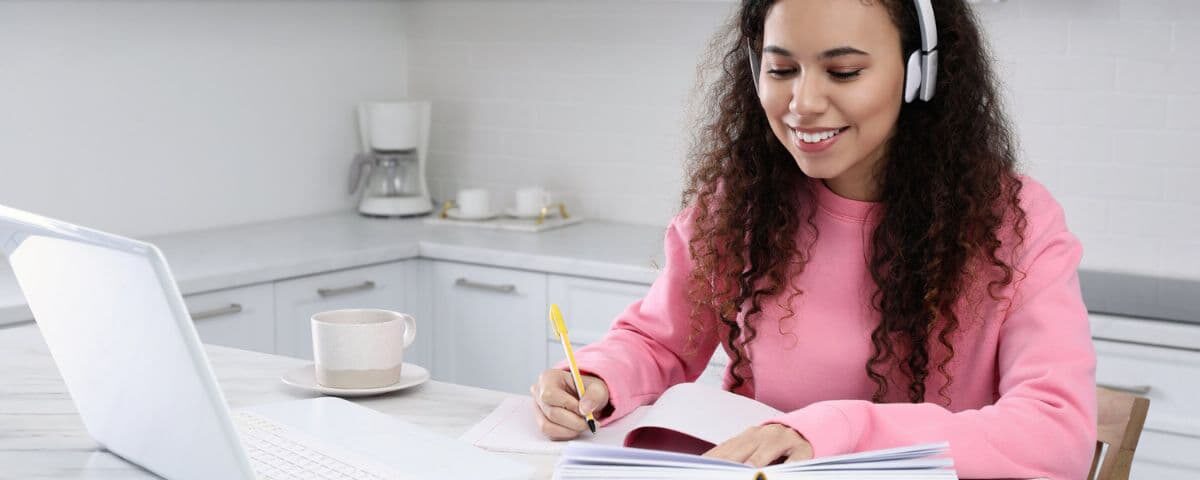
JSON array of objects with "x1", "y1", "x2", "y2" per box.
[{"x1": 348, "y1": 153, "x2": 373, "y2": 195}]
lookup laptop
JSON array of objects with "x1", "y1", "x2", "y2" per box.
[{"x1": 0, "y1": 204, "x2": 534, "y2": 480}]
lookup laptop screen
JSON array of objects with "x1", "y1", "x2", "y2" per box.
[{"x1": 6, "y1": 226, "x2": 252, "y2": 479}]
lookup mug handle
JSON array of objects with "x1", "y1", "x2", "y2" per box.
[{"x1": 402, "y1": 314, "x2": 417, "y2": 348}]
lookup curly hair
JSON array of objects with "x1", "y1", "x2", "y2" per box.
[{"x1": 681, "y1": 0, "x2": 1027, "y2": 404}]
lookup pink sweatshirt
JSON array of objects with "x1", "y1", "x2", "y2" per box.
[{"x1": 568, "y1": 176, "x2": 1097, "y2": 480}]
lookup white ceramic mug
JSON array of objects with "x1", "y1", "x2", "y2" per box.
[
  {"x1": 456, "y1": 188, "x2": 491, "y2": 218},
  {"x1": 514, "y1": 187, "x2": 552, "y2": 217},
  {"x1": 311, "y1": 309, "x2": 416, "y2": 389}
]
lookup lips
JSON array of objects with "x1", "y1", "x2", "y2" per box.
[{"x1": 791, "y1": 126, "x2": 849, "y2": 153}]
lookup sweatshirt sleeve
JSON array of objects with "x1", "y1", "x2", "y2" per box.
[
  {"x1": 557, "y1": 209, "x2": 721, "y2": 425},
  {"x1": 766, "y1": 183, "x2": 1098, "y2": 480}
]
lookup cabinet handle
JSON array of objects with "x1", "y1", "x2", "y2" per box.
[
  {"x1": 189, "y1": 303, "x2": 243, "y2": 321},
  {"x1": 454, "y1": 277, "x2": 516, "y2": 294},
  {"x1": 1098, "y1": 383, "x2": 1152, "y2": 395},
  {"x1": 317, "y1": 280, "x2": 377, "y2": 298}
]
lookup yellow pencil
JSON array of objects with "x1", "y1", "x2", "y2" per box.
[{"x1": 549, "y1": 303, "x2": 596, "y2": 433}]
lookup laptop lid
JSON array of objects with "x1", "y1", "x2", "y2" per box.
[{"x1": 0, "y1": 205, "x2": 254, "y2": 480}]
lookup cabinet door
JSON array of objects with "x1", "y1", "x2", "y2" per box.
[
  {"x1": 546, "y1": 275, "x2": 650, "y2": 345},
  {"x1": 1129, "y1": 427, "x2": 1200, "y2": 480},
  {"x1": 1094, "y1": 338, "x2": 1200, "y2": 479},
  {"x1": 546, "y1": 274, "x2": 729, "y2": 387},
  {"x1": 1094, "y1": 339, "x2": 1200, "y2": 436},
  {"x1": 186, "y1": 283, "x2": 274, "y2": 353},
  {"x1": 432, "y1": 261, "x2": 546, "y2": 394},
  {"x1": 274, "y1": 261, "x2": 425, "y2": 366}
]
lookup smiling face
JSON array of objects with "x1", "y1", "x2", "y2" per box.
[{"x1": 757, "y1": 0, "x2": 906, "y2": 201}]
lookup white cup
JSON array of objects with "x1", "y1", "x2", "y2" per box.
[
  {"x1": 514, "y1": 187, "x2": 551, "y2": 217},
  {"x1": 456, "y1": 188, "x2": 491, "y2": 218},
  {"x1": 311, "y1": 309, "x2": 416, "y2": 389}
]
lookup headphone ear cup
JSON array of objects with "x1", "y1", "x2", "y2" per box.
[
  {"x1": 920, "y1": 49, "x2": 939, "y2": 101},
  {"x1": 904, "y1": 50, "x2": 923, "y2": 103}
]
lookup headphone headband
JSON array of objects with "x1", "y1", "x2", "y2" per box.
[{"x1": 913, "y1": 0, "x2": 938, "y2": 54}]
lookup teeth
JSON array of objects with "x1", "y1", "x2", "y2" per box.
[{"x1": 795, "y1": 128, "x2": 842, "y2": 143}]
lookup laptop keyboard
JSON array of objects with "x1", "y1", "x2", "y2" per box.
[{"x1": 232, "y1": 411, "x2": 402, "y2": 480}]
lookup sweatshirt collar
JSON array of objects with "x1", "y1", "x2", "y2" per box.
[{"x1": 808, "y1": 177, "x2": 881, "y2": 223}]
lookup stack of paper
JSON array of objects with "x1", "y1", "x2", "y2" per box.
[{"x1": 554, "y1": 441, "x2": 957, "y2": 479}]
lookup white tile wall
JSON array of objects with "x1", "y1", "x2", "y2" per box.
[
  {"x1": 983, "y1": 0, "x2": 1200, "y2": 278},
  {"x1": 403, "y1": 0, "x2": 1200, "y2": 280},
  {"x1": 402, "y1": 0, "x2": 730, "y2": 229}
]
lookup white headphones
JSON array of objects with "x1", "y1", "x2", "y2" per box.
[{"x1": 747, "y1": 0, "x2": 939, "y2": 103}]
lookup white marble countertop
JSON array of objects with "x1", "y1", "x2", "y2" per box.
[
  {"x1": 0, "y1": 323, "x2": 560, "y2": 479},
  {"x1": 2, "y1": 210, "x2": 1197, "y2": 350},
  {"x1": 0, "y1": 211, "x2": 667, "y2": 326}
]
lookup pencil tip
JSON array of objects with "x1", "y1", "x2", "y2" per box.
[{"x1": 587, "y1": 419, "x2": 596, "y2": 433}]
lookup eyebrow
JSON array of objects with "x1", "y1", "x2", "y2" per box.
[{"x1": 763, "y1": 45, "x2": 870, "y2": 60}]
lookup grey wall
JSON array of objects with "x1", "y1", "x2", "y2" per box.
[{"x1": 0, "y1": 0, "x2": 408, "y2": 238}]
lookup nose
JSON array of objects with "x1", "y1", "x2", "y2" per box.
[{"x1": 788, "y1": 68, "x2": 829, "y2": 116}]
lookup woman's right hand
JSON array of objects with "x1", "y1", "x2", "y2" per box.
[{"x1": 530, "y1": 368, "x2": 611, "y2": 440}]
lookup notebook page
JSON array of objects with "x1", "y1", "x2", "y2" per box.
[
  {"x1": 460, "y1": 395, "x2": 650, "y2": 454},
  {"x1": 559, "y1": 442, "x2": 748, "y2": 469},
  {"x1": 555, "y1": 442, "x2": 956, "y2": 480},
  {"x1": 764, "y1": 442, "x2": 953, "y2": 473},
  {"x1": 628, "y1": 382, "x2": 785, "y2": 446},
  {"x1": 766, "y1": 442, "x2": 949, "y2": 470}
]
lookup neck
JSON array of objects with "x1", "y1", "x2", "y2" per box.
[{"x1": 822, "y1": 177, "x2": 879, "y2": 202}]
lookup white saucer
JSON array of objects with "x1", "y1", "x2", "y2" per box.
[
  {"x1": 503, "y1": 207, "x2": 558, "y2": 220},
  {"x1": 281, "y1": 363, "x2": 430, "y2": 397},
  {"x1": 445, "y1": 207, "x2": 499, "y2": 221}
]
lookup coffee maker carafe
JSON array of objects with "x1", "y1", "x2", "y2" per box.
[{"x1": 349, "y1": 101, "x2": 433, "y2": 217}]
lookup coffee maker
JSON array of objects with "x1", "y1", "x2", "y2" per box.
[{"x1": 349, "y1": 101, "x2": 433, "y2": 217}]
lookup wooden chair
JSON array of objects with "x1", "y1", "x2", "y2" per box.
[{"x1": 1088, "y1": 386, "x2": 1151, "y2": 480}]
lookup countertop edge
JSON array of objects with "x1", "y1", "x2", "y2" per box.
[{"x1": 0, "y1": 222, "x2": 661, "y2": 326}]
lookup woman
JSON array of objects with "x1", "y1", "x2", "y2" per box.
[{"x1": 530, "y1": 1, "x2": 1097, "y2": 478}]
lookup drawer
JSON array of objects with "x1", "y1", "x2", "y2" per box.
[
  {"x1": 1129, "y1": 428, "x2": 1200, "y2": 479},
  {"x1": 546, "y1": 275, "x2": 650, "y2": 344},
  {"x1": 274, "y1": 261, "x2": 417, "y2": 361},
  {"x1": 185, "y1": 283, "x2": 274, "y2": 353},
  {"x1": 1094, "y1": 339, "x2": 1200, "y2": 436}
]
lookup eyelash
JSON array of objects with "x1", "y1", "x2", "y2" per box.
[{"x1": 766, "y1": 68, "x2": 862, "y2": 80}]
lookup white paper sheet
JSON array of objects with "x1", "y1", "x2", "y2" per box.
[{"x1": 459, "y1": 395, "x2": 649, "y2": 454}]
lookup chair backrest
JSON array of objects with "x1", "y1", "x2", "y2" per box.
[{"x1": 1089, "y1": 387, "x2": 1151, "y2": 480}]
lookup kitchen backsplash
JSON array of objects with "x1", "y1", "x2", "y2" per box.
[{"x1": 405, "y1": 0, "x2": 1200, "y2": 280}]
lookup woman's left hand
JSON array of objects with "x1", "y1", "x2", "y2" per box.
[{"x1": 702, "y1": 424, "x2": 814, "y2": 467}]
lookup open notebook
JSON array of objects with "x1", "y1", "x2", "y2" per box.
[
  {"x1": 461, "y1": 382, "x2": 956, "y2": 479},
  {"x1": 554, "y1": 441, "x2": 955, "y2": 479},
  {"x1": 460, "y1": 382, "x2": 785, "y2": 455}
]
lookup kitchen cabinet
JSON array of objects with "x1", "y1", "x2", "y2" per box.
[
  {"x1": 545, "y1": 275, "x2": 649, "y2": 344},
  {"x1": 186, "y1": 283, "x2": 275, "y2": 353},
  {"x1": 1094, "y1": 338, "x2": 1200, "y2": 479},
  {"x1": 273, "y1": 261, "x2": 423, "y2": 366},
  {"x1": 431, "y1": 260, "x2": 547, "y2": 394},
  {"x1": 544, "y1": 274, "x2": 727, "y2": 387}
]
